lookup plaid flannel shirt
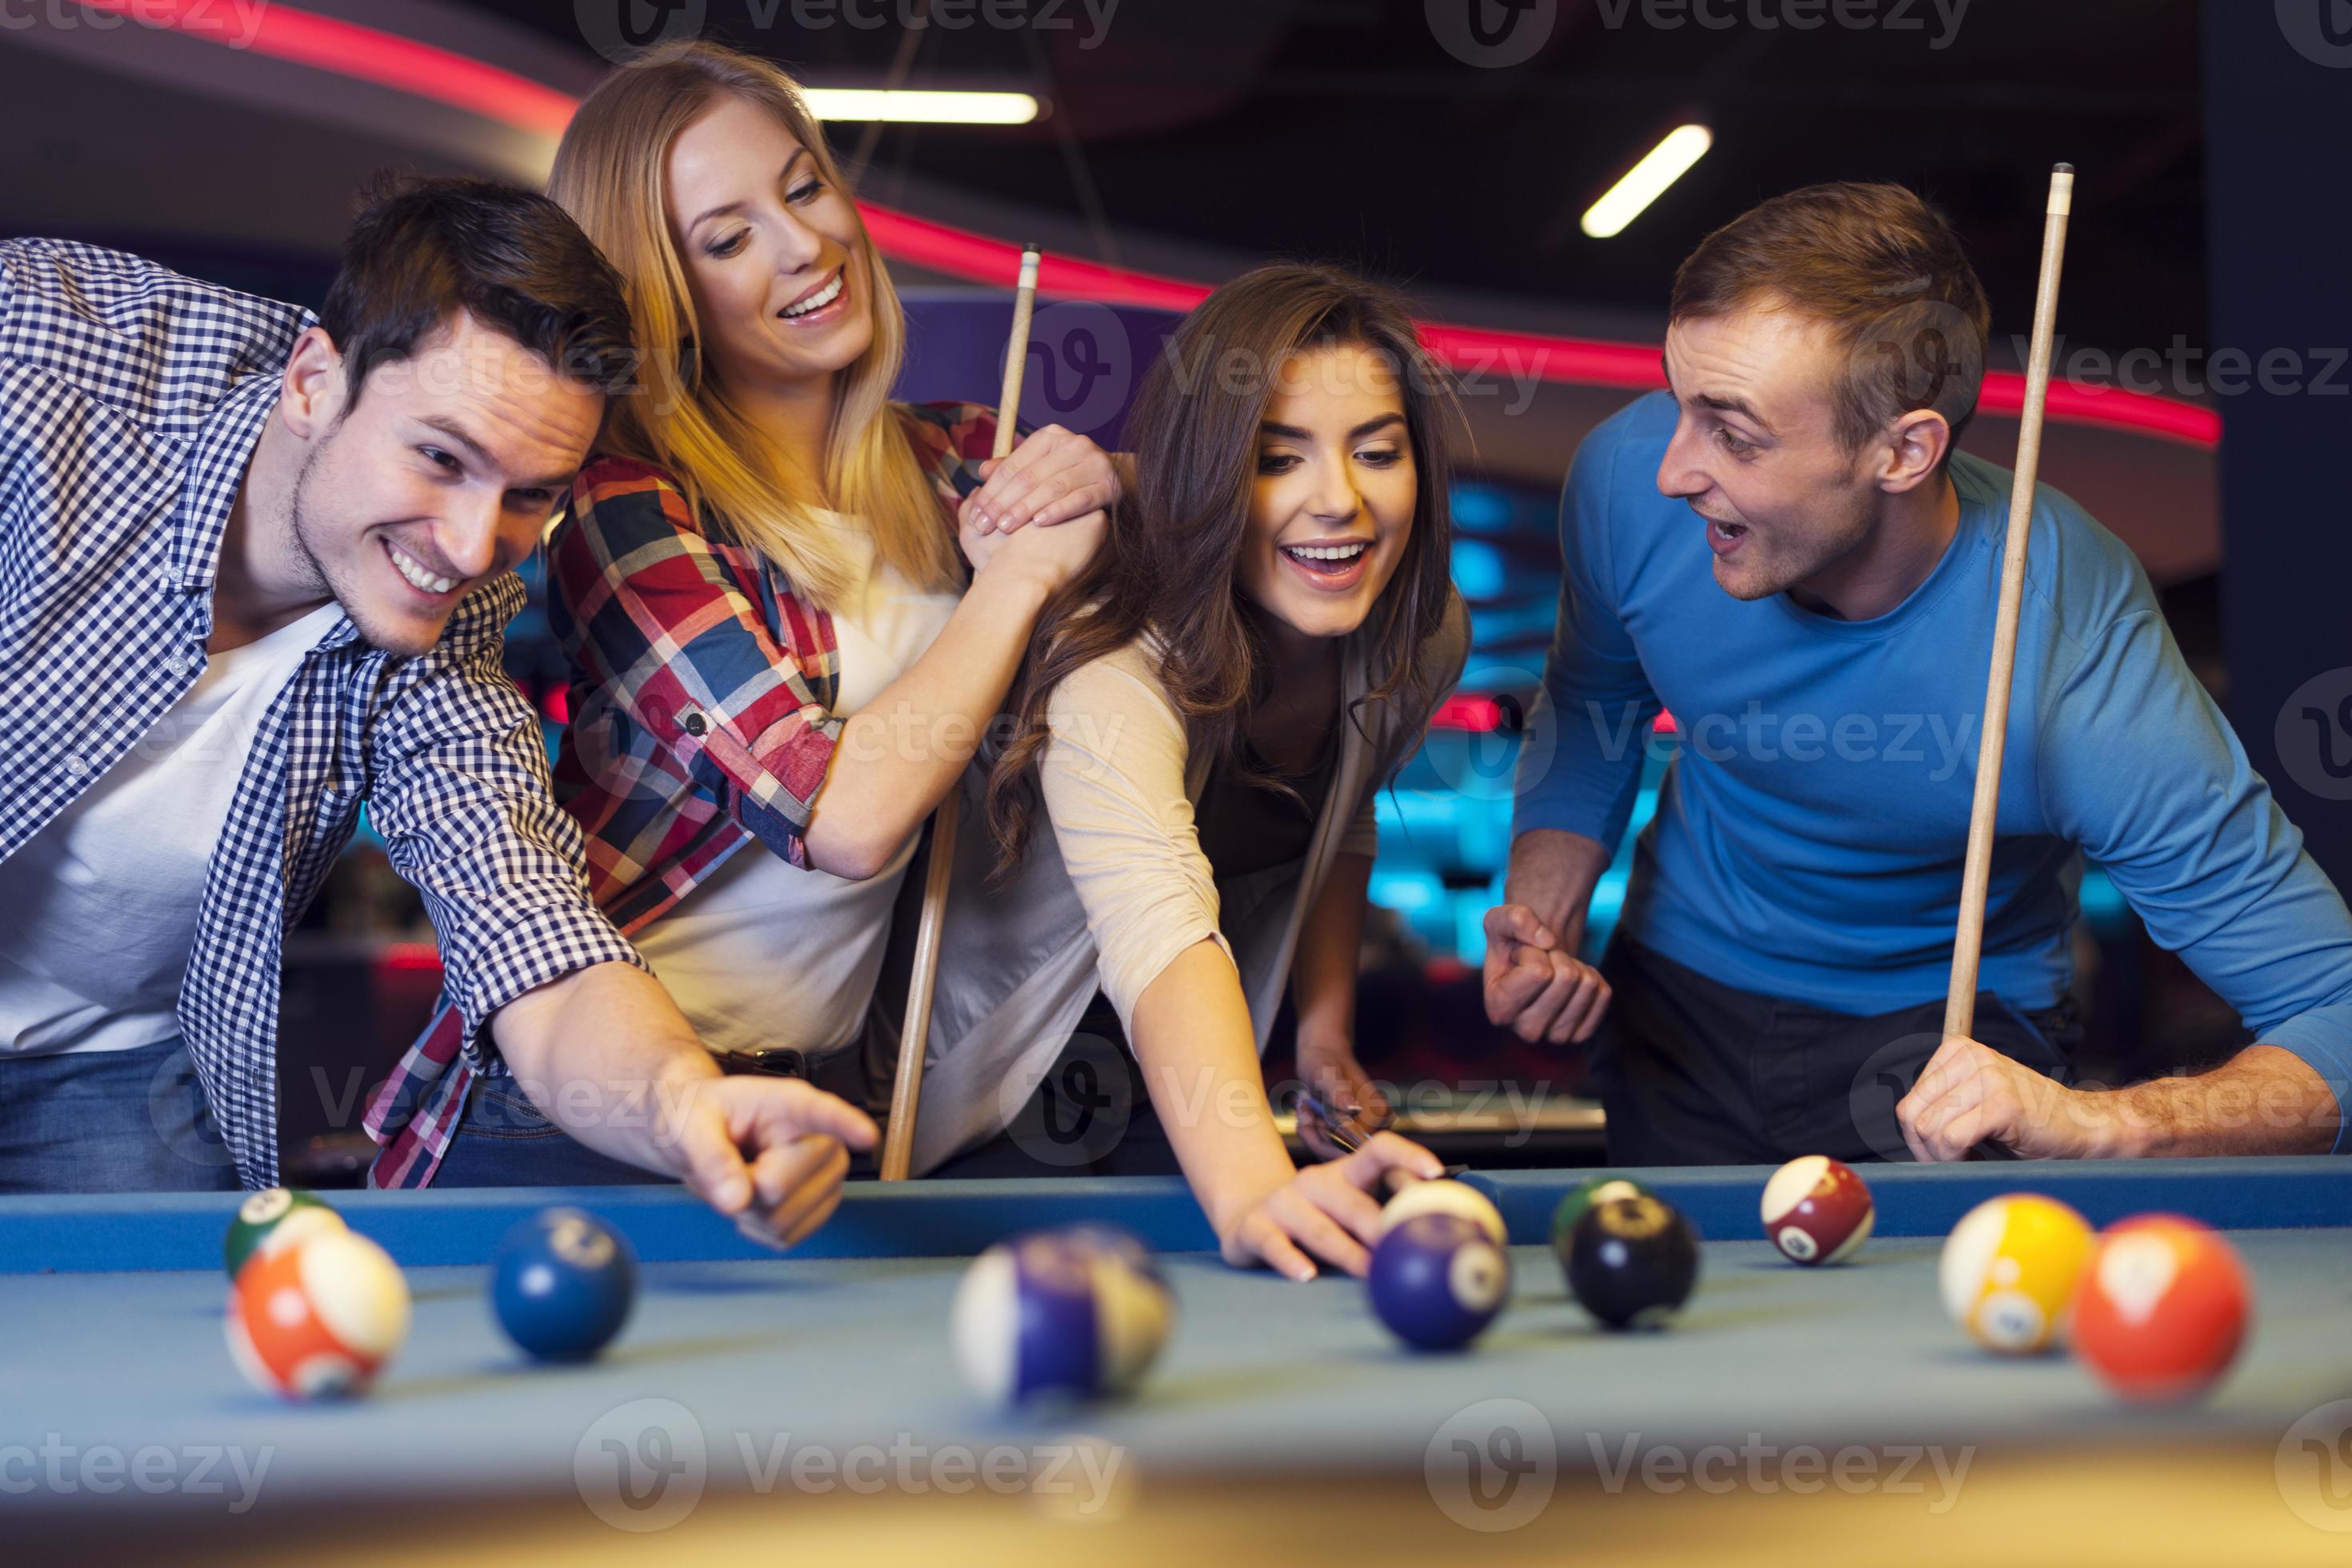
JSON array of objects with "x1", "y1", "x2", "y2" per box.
[
  {"x1": 0, "y1": 237, "x2": 642, "y2": 1190},
  {"x1": 366, "y1": 400, "x2": 1002, "y2": 1185}
]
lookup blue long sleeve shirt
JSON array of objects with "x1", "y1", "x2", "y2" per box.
[{"x1": 1517, "y1": 391, "x2": 2352, "y2": 1150}]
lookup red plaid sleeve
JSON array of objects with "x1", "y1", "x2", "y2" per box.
[{"x1": 549, "y1": 456, "x2": 844, "y2": 870}]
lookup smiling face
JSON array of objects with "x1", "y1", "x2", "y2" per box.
[
  {"x1": 1236, "y1": 342, "x2": 1418, "y2": 643},
  {"x1": 1658, "y1": 307, "x2": 1884, "y2": 603},
  {"x1": 288, "y1": 313, "x2": 600, "y2": 654},
  {"x1": 665, "y1": 93, "x2": 873, "y2": 395}
]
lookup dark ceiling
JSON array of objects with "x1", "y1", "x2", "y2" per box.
[{"x1": 465, "y1": 0, "x2": 2209, "y2": 356}]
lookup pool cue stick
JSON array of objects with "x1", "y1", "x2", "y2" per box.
[
  {"x1": 879, "y1": 242, "x2": 1042, "y2": 1182},
  {"x1": 1942, "y1": 165, "x2": 2074, "y2": 1045}
]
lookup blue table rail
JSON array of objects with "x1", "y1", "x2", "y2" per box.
[
  {"x1": 3, "y1": 1158, "x2": 2346, "y2": 1273},
  {"x1": 1478, "y1": 1157, "x2": 2352, "y2": 1244}
]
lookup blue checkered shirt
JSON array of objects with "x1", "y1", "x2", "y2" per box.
[{"x1": 0, "y1": 238, "x2": 642, "y2": 1189}]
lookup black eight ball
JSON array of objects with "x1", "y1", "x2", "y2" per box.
[{"x1": 1566, "y1": 1194, "x2": 1700, "y2": 1330}]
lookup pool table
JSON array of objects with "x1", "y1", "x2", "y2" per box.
[{"x1": 6, "y1": 1158, "x2": 2350, "y2": 1564}]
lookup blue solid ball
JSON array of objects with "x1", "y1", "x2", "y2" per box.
[
  {"x1": 1368, "y1": 1213, "x2": 1510, "y2": 1351},
  {"x1": 490, "y1": 1207, "x2": 638, "y2": 1362}
]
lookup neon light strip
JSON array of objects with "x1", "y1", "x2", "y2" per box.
[
  {"x1": 87, "y1": 0, "x2": 2221, "y2": 450},
  {"x1": 75, "y1": 0, "x2": 577, "y2": 135}
]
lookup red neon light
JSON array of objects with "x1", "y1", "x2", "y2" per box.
[
  {"x1": 98, "y1": 0, "x2": 2221, "y2": 451},
  {"x1": 1432, "y1": 694, "x2": 1506, "y2": 733}
]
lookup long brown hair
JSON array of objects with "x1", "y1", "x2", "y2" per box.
[
  {"x1": 546, "y1": 39, "x2": 958, "y2": 605},
  {"x1": 983, "y1": 262, "x2": 1461, "y2": 879}
]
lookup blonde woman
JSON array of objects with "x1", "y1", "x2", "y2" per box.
[{"x1": 369, "y1": 40, "x2": 1117, "y2": 1188}]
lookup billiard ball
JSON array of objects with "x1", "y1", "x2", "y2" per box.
[
  {"x1": 1379, "y1": 1178, "x2": 1507, "y2": 1247},
  {"x1": 490, "y1": 1207, "x2": 638, "y2": 1362},
  {"x1": 953, "y1": 1230, "x2": 1174, "y2": 1405},
  {"x1": 1938, "y1": 1194, "x2": 2094, "y2": 1354},
  {"x1": 226, "y1": 1228, "x2": 410, "y2": 1401},
  {"x1": 1550, "y1": 1175, "x2": 1651, "y2": 1262},
  {"x1": 2070, "y1": 1214, "x2": 2252, "y2": 1403},
  {"x1": 223, "y1": 1187, "x2": 344, "y2": 1281},
  {"x1": 1760, "y1": 1155, "x2": 1874, "y2": 1266},
  {"x1": 1367, "y1": 1213, "x2": 1510, "y2": 1351},
  {"x1": 1567, "y1": 1194, "x2": 1700, "y2": 1330}
]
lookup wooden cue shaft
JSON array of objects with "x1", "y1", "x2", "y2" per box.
[
  {"x1": 878, "y1": 243, "x2": 1042, "y2": 1182},
  {"x1": 1942, "y1": 166, "x2": 2074, "y2": 1043}
]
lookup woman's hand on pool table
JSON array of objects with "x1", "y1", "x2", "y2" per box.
[{"x1": 1218, "y1": 1133, "x2": 1445, "y2": 1282}]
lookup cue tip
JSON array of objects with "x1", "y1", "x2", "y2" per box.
[{"x1": 2053, "y1": 162, "x2": 2074, "y2": 175}]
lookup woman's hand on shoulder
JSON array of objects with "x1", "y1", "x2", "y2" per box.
[
  {"x1": 961, "y1": 424, "x2": 1127, "y2": 536},
  {"x1": 1217, "y1": 1131, "x2": 1442, "y2": 1282},
  {"x1": 961, "y1": 503, "x2": 1106, "y2": 596}
]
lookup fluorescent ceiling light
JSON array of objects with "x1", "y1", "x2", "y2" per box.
[
  {"x1": 804, "y1": 90, "x2": 1039, "y2": 125},
  {"x1": 1582, "y1": 125, "x2": 1714, "y2": 239}
]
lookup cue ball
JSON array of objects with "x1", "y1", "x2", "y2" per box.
[
  {"x1": 223, "y1": 1187, "x2": 345, "y2": 1281},
  {"x1": 1567, "y1": 1194, "x2": 1700, "y2": 1330},
  {"x1": 2070, "y1": 1214, "x2": 2251, "y2": 1403},
  {"x1": 1367, "y1": 1213, "x2": 1510, "y2": 1351},
  {"x1": 953, "y1": 1229, "x2": 1174, "y2": 1406},
  {"x1": 1938, "y1": 1193, "x2": 2094, "y2": 1354},
  {"x1": 1378, "y1": 1178, "x2": 1507, "y2": 1247},
  {"x1": 226, "y1": 1228, "x2": 411, "y2": 1401},
  {"x1": 1760, "y1": 1155, "x2": 1874, "y2": 1266},
  {"x1": 490, "y1": 1208, "x2": 638, "y2": 1362}
]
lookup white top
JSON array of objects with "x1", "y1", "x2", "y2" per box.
[
  {"x1": 876, "y1": 594, "x2": 1472, "y2": 1173},
  {"x1": 634, "y1": 510, "x2": 959, "y2": 1055},
  {"x1": 0, "y1": 601, "x2": 345, "y2": 1055}
]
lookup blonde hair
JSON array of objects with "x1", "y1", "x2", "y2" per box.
[{"x1": 548, "y1": 39, "x2": 958, "y2": 605}]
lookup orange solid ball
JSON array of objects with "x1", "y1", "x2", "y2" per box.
[{"x1": 2070, "y1": 1215, "x2": 2251, "y2": 1403}]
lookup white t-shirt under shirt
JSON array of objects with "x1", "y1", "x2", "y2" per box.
[
  {"x1": 0, "y1": 601, "x2": 346, "y2": 1055},
  {"x1": 633, "y1": 510, "x2": 960, "y2": 1057}
]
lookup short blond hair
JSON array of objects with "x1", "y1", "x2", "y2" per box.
[{"x1": 1671, "y1": 182, "x2": 1992, "y2": 454}]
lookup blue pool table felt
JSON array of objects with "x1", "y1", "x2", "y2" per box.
[{"x1": 3, "y1": 1160, "x2": 2349, "y2": 1504}]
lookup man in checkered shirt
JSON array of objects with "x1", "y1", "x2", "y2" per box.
[{"x1": 0, "y1": 174, "x2": 875, "y2": 1241}]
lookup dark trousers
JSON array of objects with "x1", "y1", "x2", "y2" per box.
[{"x1": 1593, "y1": 938, "x2": 2082, "y2": 1166}]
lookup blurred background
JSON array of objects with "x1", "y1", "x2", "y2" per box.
[{"x1": 4, "y1": 1, "x2": 2342, "y2": 1170}]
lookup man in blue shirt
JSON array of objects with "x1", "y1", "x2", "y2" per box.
[
  {"x1": 0, "y1": 176, "x2": 874, "y2": 1226},
  {"x1": 1486, "y1": 182, "x2": 2352, "y2": 1163}
]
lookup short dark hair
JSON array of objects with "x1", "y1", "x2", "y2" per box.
[
  {"x1": 1670, "y1": 182, "x2": 1992, "y2": 454},
  {"x1": 318, "y1": 172, "x2": 637, "y2": 414}
]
